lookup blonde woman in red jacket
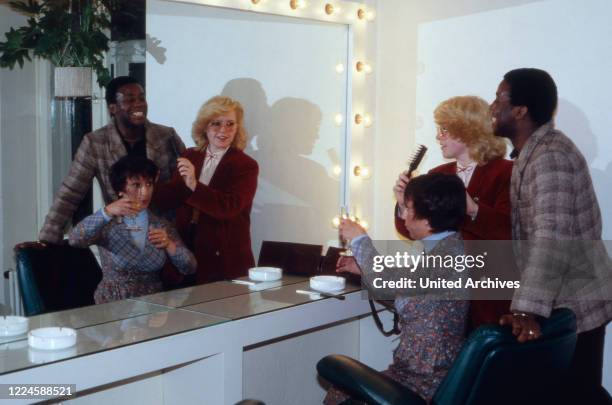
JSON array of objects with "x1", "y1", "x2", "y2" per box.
[
  {"x1": 154, "y1": 96, "x2": 258, "y2": 285},
  {"x1": 394, "y1": 96, "x2": 512, "y2": 329}
]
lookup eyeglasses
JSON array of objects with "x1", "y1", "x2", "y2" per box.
[
  {"x1": 436, "y1": 126, "x2": 450, "y2": 137},
  {"x1": 208, "y1": 120, "x2": 236, "y2": 129}
]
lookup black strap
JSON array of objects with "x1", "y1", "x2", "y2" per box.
[{"x1": 368, "y1": 299, "x2": 400, "y2": 337}]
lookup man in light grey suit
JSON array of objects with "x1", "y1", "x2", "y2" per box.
[
  {"x1": 39, "y1": 76, "x2": 186, "y2": 243},
  {"x1": 491, "y1": 68, "x2": 612, "y2": 404}
]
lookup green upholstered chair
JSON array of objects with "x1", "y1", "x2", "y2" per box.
[
  {"x1": 317, "y1": 308, "x2": 577, "y2": 405},
  {"x1": 14, "y1": 241, "x2": 102, "y2": 316}
]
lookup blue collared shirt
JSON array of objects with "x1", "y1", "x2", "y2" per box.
[
  {"x1": 350, "y1": 230, "x2": 455, "y2": 253},
  {"x1": 101, "y1": 208, "x2": 149, "y2": 251}
]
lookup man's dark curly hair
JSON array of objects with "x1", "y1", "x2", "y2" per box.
[
  {"x1": 504, "y1": 68, "x2": 558, "y2": 126},
  {"x1": 105, "y1": 76, "x2": 142, "y2": 106}
]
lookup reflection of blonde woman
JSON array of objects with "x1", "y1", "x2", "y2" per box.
[
  {"x1": 394, "y1": 96, "x2": 512, "y2": 328},
  {"x1": 154, "y1": 96, "x2": 258, "y2": 285}
]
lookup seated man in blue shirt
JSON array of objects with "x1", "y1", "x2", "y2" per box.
[
  {"x1": 69, "y1": 156, "x2": 195, "y2": 304},
  {"x1": 324, "y1": 173, "x2": 468, "y2": 404}
]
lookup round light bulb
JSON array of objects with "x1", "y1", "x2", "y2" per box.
[
  {"x1": 335, "y1": 63, "x2": 345, "y2": 73},
  {"x1": 334, "y1": 113, "x2": 343, "y2": 126},
  {"x1": 332, "y1": 216, "x2": 341, "y2": 228},
  {"x1": 363, "y1": 113, "x2": 373, "y2": 127},
  {"x1": 353, "y1": 165, "x2": 371, "y2": 178},
  {"x1": 332, "y1": 165, "x2": 342, "y2": 177},
  {"x1": 325, "y1": 3, "x2": 334, "y2": 15},
  {"x1": 357, "y1": 8, "x2": 365, "y2": 19},
  {"x1": 354, "y1": 114, "x2": 363, "y2": 125},
  {"x1": 290, "y1": 0, "x2": 305, "y2": 10}
]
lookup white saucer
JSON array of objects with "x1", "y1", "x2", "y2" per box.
[
  {"x1": 28, "y1": 327, "x2": 77, "y2": 350},
  {"x1": 249, "y1": 267, "x2": 283, "y2": 282},
  {"x1": 310, "y1": 276, "x2": 346, "y2": 293},
  {"x1": 0, "y1": 316, "x2": 28, "y2": 337}
]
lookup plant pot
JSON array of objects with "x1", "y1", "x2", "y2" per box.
[{"x1": 54, "y1": 67, "x2": 92, "y2": 98}]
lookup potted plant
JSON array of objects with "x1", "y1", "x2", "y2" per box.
[{"x1": 0, "y1": 0, "x2": 114, "y2": 96}]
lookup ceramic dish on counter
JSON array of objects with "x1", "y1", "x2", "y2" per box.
[
  {"x1": 249, "y1": 267, "x2": 283, "y2": 282},
  {"x1": 28, "y1": 327, "x2": 77, "y2": 350},
  {"x1": 310, "y1": 275, "x2": 346, "y2": 293},
  {"x1": 0, "y1": 316, "x2": 29, "y2": 337}
]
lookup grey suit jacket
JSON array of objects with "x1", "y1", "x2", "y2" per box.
[
  {"x1": 510, "y1": 122, "x2": 612, "y2": 332},
  {"x1": 39, "y1": 120, "x2": 186, "y2": 243}
]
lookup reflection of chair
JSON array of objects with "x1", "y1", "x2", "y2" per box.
[
  {"x1": 258, "y1": 241, "x2": 323, "y2": 276},
  {"x1": 317, "y1": 308, "x2": 577, "y2": 405},
  {"x1": 14, "y1": 241, "x2": 102, "y2": 316}
]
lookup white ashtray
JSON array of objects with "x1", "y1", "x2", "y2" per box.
[
  {"x1": 249, "y1": 267, "x2": 283, "y2": 282},
  {"x1": 28, "y1": 327, "x2": 77, "y2": 350},
  {"x1": 0, "y1": 316, "x2": 29, "y2": 337},
  {"x1": 310, "y1": 276, "x2": 346, "y2": 293},
  {"x1": 29, "y1": 346, "x2": 77, "y2": 364}
]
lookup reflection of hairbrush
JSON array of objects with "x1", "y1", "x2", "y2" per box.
[{"x1": 407, "y1": 144, "x2": 428, "y2": 177}]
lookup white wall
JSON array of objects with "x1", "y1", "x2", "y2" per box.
[
  {"x1": 375, "y1": 0, "x2": 611, "y2": 391},
  {"x1": 0, "y1": 4, "x2": 39, "y2": 306}
]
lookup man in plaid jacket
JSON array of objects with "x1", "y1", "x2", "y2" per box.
[
  {"x1": 39, "y1": 76, "x2": 185, "y2": 243},
  {"x1": 491, "y1": 68, "x2": 612, "y2": 404}
]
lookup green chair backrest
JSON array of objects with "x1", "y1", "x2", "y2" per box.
[{"x1": 434, "y1": 308, "x2": 577, "y2": 405}]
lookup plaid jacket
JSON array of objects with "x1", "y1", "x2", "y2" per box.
[
  {"x1": 39, "y1": 120, "x2": 186, "y2": 243},
  {"x1": 68, "y1": 209, "x2": 196, "y2": 304},
  {"x1": 510, "y1": 122, "x2": 612, "y2": 332}
]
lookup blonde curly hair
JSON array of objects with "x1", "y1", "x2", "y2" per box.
[
  {"x1": 192, "y1": 96, "x2": 248, "y2": 151},
  {"x1": 434, "y1": 96, "x2": 506, "y2": 165}
]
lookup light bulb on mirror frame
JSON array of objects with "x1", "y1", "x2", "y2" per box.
[
  {"x1": 290, "y1": 0, "x2": 305, "y2": 10},
  {"x1": 251, "y1": 0, "x2": 260, "y2": 4},
  {"x1": 335, "y1": 63, "x2": 345, "y2": 73},
  {"x1": 355, "y1": 61, "x2": 372, "y2": 74},
  {"x1": 353, "y1": 165, "x2": 371, "y2": 179},
  {"x1": 363, "y1": 113, "x2": 373, "y2": 127},
  {"x1": 325, "y1": 3, "x2": 334, "y2": 15},
  {"x1": 332, "y1": 215, "x2": 341, "y2": 229},
  {"x1": 354, "y1": 113, "x2": 363, "y2": 125}
]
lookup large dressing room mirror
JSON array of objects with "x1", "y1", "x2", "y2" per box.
[{"x1": 146, "y1": 0, "x2": 351, "y2": 257}]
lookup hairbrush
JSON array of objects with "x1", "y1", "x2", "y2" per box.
[{"x1": 407, "y1": 144, "x2": 428, "y2": 177}]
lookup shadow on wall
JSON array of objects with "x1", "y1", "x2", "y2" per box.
[
  {"x1": 146, "y1": 34, "x2": 167, "y2": 64},
  {"x1": 555, "y1": 98, "x2": 612, "y2": 239},
  {"x1": 221, "y1": 79, "x2": 339, "y2": 255}
]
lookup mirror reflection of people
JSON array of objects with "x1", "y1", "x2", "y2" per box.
[
  {"x1": 326, "y1": 173, "x2": 469, "y2": 404},
  {"x1": 393, "y1": 96, "x2": 512, "y2": 330},
  {"x1": 68, "y1": 156, "x2": 196, "y2": 304},
  {"x1": 39, "y1": 76, "x2": 186, "y2": 244},
  {"x1": 154, "y1": 96, "x2": 258, "y2": 284}
]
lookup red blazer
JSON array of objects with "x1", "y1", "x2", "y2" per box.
[
  {"x1": 154, "y1": 147, "x2": 258, "y2": 284},
  {"x1": 395, "y1": 158, "x2": 513, "y2": 329},
  {"x1": 395, "y1": 158, "x2": 512, "y2": 240}
]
